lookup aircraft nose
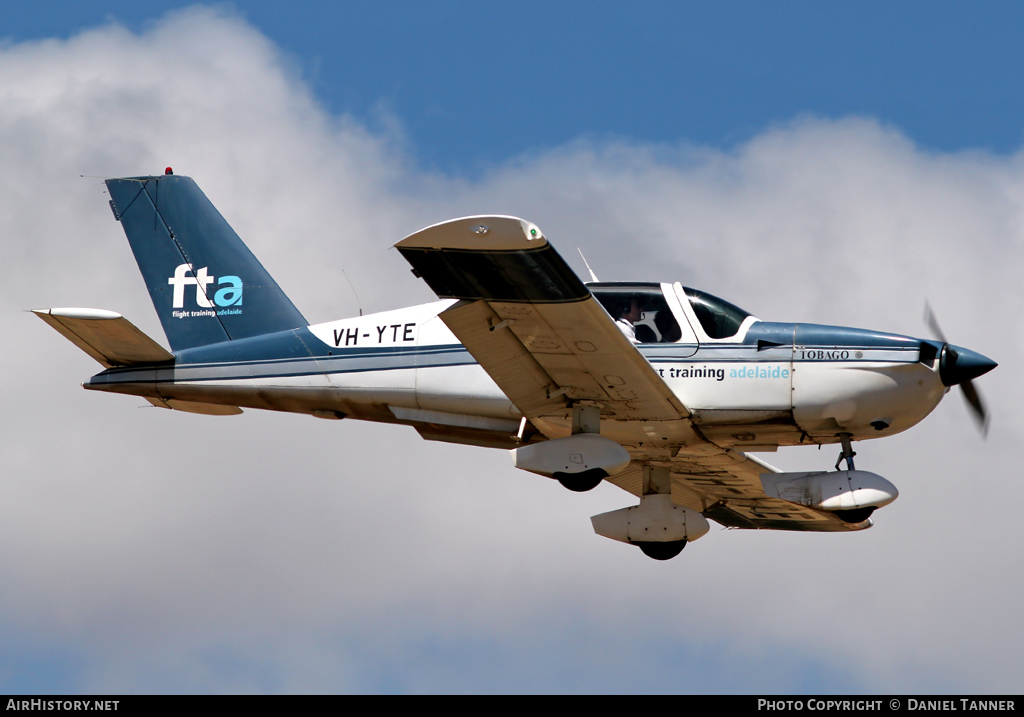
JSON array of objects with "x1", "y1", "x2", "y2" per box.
[{"x1": 939, "y1": 344, "x2": 998, "y2": 387}]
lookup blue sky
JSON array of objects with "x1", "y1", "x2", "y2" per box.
[
  {"x1": 7, "y1": 1, "x2": 1024, "y2": 170},
  {"x1": 2, "y1": 2, "x2": 1023, "y2": 695}
]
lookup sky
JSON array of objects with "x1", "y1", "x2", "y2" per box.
[{"x1": 2, "y1": 2, "x2": 1023, "y2": 695}]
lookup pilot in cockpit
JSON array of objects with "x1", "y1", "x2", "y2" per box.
[{"x1": 615, "y1": 299, "x2": 642, "y2": 344}]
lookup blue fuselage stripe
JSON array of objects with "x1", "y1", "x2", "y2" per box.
[{"x1": 90, "y1": 337, "x2": 922, "y2": 387}]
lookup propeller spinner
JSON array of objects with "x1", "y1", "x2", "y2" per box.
[{"x1": 924, "y1": 304, "x2": 998, "y2": 435}]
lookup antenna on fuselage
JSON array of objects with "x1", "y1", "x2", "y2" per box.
[
  {"x1": 342, "y1": 269, "x2": 363, "y2": 316},
  {"x1": 577, "y1": 248, "x2": 600, "y2": 283}
]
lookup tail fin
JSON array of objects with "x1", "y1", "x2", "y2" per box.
[{"x1": 106, "y1": 175, "x2": 307, "y2": 351}]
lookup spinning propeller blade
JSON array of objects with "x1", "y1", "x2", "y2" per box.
[
  {"x1": 923, "y1": 302, "x2": 996, "y2": 436},
  {"x1": 923, "y1": 303, "x2": 947, "y2": 344}
]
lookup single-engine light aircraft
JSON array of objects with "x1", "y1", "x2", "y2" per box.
[{"x1": 36, "y1": 172, "x2": 997, "y2": 560}]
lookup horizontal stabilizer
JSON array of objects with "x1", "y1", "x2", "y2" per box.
[{"x1": 33, "y1": 308, "x2": 173, "y2": 368}]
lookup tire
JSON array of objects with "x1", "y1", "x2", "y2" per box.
[
  {"x1": 634, "y1": 540, "x2": 687, "y2": 560},
  {"x1": 553, "y1": 469, "x2": 606, "y2": 492}
]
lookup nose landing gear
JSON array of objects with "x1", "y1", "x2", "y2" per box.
[
  {"x1": 835, "y1": 432, "x2": 857, "y2": 471},
  {"x1": 831, "y1": 432, "x2": 880, "y2": 523}
]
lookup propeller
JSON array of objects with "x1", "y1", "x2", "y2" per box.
[{"x1": 923, "y1": 303, "x2": 997, "y2": 436}]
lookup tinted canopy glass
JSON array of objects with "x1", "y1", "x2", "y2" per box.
[{"x1": 683, "y1": 287, "x2": 751, "y2": 339}]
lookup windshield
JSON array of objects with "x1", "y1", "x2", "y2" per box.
[{"x1": 683, "y1": 287, "x2": 751, "y2": 339}]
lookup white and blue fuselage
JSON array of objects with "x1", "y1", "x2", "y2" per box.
[
  {"x1": 39, "y1": 175, "x2": 998, "y2": 556},
  {"x1": 85, "y1": 281, "x2": 970, "y2": 454}
]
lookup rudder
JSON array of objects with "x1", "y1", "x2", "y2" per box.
[{"x1": 106, "y1": 174, "x2": 307, "y2": 351}]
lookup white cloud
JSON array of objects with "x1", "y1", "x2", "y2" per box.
[{"x1": 1, "y1": 7, "x2": 1021, "y2": 693}]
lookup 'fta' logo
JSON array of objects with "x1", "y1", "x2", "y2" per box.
[{"x1": 168, "y1": 263, "x2": 243, "y2": 308}]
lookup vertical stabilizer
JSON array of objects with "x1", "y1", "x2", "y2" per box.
[{"x1": 106, "y1": 175, "x2": 307, "y2": 351}]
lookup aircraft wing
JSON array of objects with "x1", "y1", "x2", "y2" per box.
[
  {"x1": 395, "y1": 216, "x2": 689, "y2": 426},
  {"x1": 606, "y1": 451, "x2": 868, "y2": 532},
  {"x1": 396, "y1": 216, "x2": 861, "y2": 532}
]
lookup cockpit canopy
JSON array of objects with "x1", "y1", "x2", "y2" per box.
[
  {"x1": 683, "y1": 287, "x2": 751, "y2": 339},
  {"x1": 588, "y1": 282, "x2": 753, "y2": 343}
]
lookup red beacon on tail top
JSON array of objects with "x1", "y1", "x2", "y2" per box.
[{"x1": 164, "y1": 167, "x2": 173, "y2": 175}]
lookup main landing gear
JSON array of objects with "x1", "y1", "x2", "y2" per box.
[
  {"x1": 555, "y1": 469, "x2": 606, "y2": 493},
  {"x1": 634, "y1": 540, "x2": 687, "y2": 561},
  {"x1": 511, "y1": 405, "x2": 711, "y2": 560},
  {"x1": 591, "y1": 466, "x2": 711, "y2": 560}
]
